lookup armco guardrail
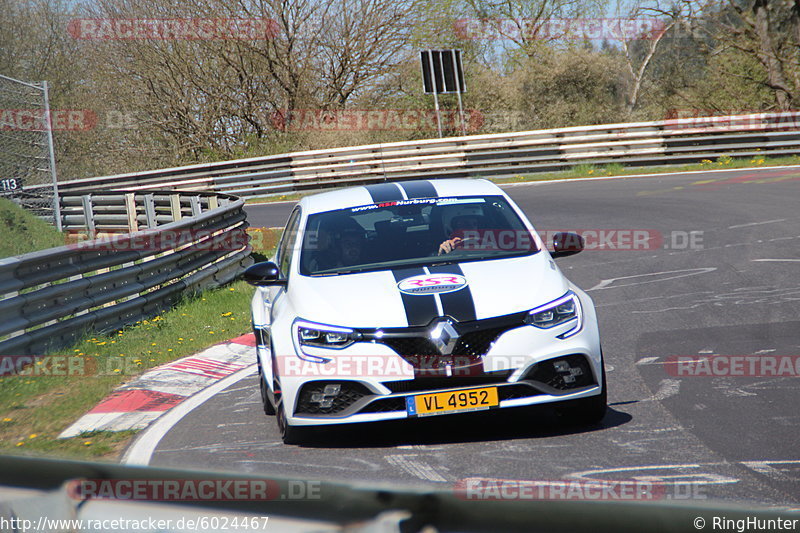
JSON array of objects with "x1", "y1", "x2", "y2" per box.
[
  {"x1": 0, "y1": 191, "x2": 252, "y2": 355},
  {"x1": 27, "y1": 112, "x2": 800, "y2": 209},
  {"x1": 59, "y1": 190, "x2": 232, "y2": 236}
]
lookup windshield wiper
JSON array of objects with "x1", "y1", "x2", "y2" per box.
[
  {"x1": 313, "y1": 269, "x2": 365, "y2": 276},
  {"x1": 426, "y1": 258, "x2": 458, "y2": 267},
  {"x1": 310, "y1": 251, "x2": 535, "y2": 276}
]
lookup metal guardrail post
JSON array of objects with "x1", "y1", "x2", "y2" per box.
[
  {"x1": 169, "y1": 193, "x2": 182, "y2": 222},
  {"x1": 190, "y1": 196, "x2": 202, "y2": 217},
  {"x1": 80, "y1": 194, "x2": 95, "y2": 238},
  {"x1": 125, "y1": 193, "x2": 138, "y2": 232},
  {"x1": 144, "y1": 194, "x2": 156, "y2": 228}
]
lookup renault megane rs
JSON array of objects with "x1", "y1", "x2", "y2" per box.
[{"x1": 245, "y1": 179, "x2": 605, "y2": 443}]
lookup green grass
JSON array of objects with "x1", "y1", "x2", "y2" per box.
[
  {"x1": 243, "y1": 154, "x2": 800, "y2": 205},
  {"x1": 0, "y1": 197, "x2": 64, "y2": 258},
  {"x1": 493, "y1": 154, "x2": 800, "y2": 185},
  {"x1": 244, "y1": 192, "x2": 309, "y2": 206},
  {"x1": 0, "y1": 227, "x2": 282, "y2": 460}
]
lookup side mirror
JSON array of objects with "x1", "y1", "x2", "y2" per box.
[
  {"x1": 244, "y1": 261, "x2": 287, "y2": 286},
  {"x1": 551, "y1": 232, "x2": 584, "y2": 258}
]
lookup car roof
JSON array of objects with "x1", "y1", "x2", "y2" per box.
[{"x1": 299, "y1": 179, "x2": 504, "y2": 215}]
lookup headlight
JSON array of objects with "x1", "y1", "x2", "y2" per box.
[
  {"x1": 294, "y1": 320, "x2": 361, "y2": 349},
  {"x1": 524, "y1": 292, "x2": 582, "y2": 338}
]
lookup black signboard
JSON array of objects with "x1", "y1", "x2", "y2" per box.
[{"x1": 420, "y1": 50, "x2": 466, "y2": 94}]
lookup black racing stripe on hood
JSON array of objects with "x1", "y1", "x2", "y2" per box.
[
  {"x1": 398, "y1": 180, "x2": 438, "y2": 199},
  {"x1": 392, "y1": 267, "x2": 440, "y2": 327},
  {"x1": 364, "y1": 183, "x2": 404, "y2": 202},
  {"x1": 427, "y1": 264, "x2": 477, "y2": 322}
]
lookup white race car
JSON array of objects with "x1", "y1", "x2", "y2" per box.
[{"x1": 245, "y1": 179, "x2": 605, "y2": 443}]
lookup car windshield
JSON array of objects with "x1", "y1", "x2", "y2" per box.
[{"x1": 299, "y1": 195, "x2": 539, "y2": 276}]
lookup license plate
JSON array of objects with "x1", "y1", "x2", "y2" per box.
[{"x1": 406, "y1": 387, "x2": 499, "y2": 417}]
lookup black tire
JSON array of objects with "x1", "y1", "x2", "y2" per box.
[
  {"x1": 258, "y1": 366, "x2": 276, "y2": 416},
  {"x1": 271, "y1": 370, "x2": 303, "y2": 444},
  {"x1": 556, "y1": 359, "x2": 607, "y2": 425},
  {"x1": 276, "y1": 399, "x2": 303, "y2": 445}
]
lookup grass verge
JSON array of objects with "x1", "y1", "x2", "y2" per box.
[
  {"x1": 0, "y1": 227, "x2": 281, "y2": 460},
  {"x1": 0, "y1": 197, "x2": 64, "y2": 257}
]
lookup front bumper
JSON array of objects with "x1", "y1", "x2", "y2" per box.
[
  {"x1": 275, "y1": 291, "x2": 603, "y2": 427},
  {"x1": 290, "y1": 355, "x2": 599, "y2": 423}
]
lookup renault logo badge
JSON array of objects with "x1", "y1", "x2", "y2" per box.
[{"x1": 429, "y1": 319, "x2": 459, "y2": 356}]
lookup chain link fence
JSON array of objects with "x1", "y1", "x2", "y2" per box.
[{"x1": 0, "y1": 74, "x2": 61, "y2": 230}]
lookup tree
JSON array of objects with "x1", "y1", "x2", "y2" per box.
[
  {"x1": 685, "y1": 0, "x2": 800, "y2": 110},
  {"x1": 461, "y1": 0, "x2": 607, "y2": 60},
  {"x1": 612, "y1": 0, "x2": 683, "y2": 115}
]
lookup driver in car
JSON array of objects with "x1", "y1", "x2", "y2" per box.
[
  {"x1": 339, "y1": 229, "x2": 365, "y2": 265},
  {"x1": 308, "y1": 225, "x2": 366, "y2": 271},
  {"x1": 438, "y1": 214, "x2": 481, "y2": 255}
]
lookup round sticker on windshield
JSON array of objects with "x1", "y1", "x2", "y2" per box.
[{"x1": 397, "y1": 274, "x2": 468, "y2": 295}]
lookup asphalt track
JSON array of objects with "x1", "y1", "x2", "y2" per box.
[{"x1": 139, "y1": 167, "x2": 800, "y2": 507}]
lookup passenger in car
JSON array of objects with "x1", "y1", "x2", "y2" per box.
[{"x1": 306, "y1": 225, "x2": 340, "y2": 272}]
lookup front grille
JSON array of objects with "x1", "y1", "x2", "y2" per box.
[
  {"x1": 453, "y1": 326, "x2": 514, "y2": 357},
  {"x1": 522, "y1": 354, "x2": 595, "y2": 390},
  {"x1": 379, "y1": 327, "x2": 517, "y2": 358},
  {"x1": 381, "y1": 337, "x2": 438, "y2": 357},
  {"x1": 383, "y1": 370, "x2": 512, "y2": 393},
  {"x1": 360, "y1": 311, "x2": 528, "y2": 367},
  {"x1": 295, "y1": 381, "x2": 371, "y2": 415}
]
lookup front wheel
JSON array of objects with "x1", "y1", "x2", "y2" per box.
[
  {"x1": 276, "y1": 400, "x2": 303, "y2": 445},
  {"x1": 258, "y1": 368, "x2": 276, "y2": 416},
  {"x1": 272, "y1": 375, "x2": 303, "y2": 444}
]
